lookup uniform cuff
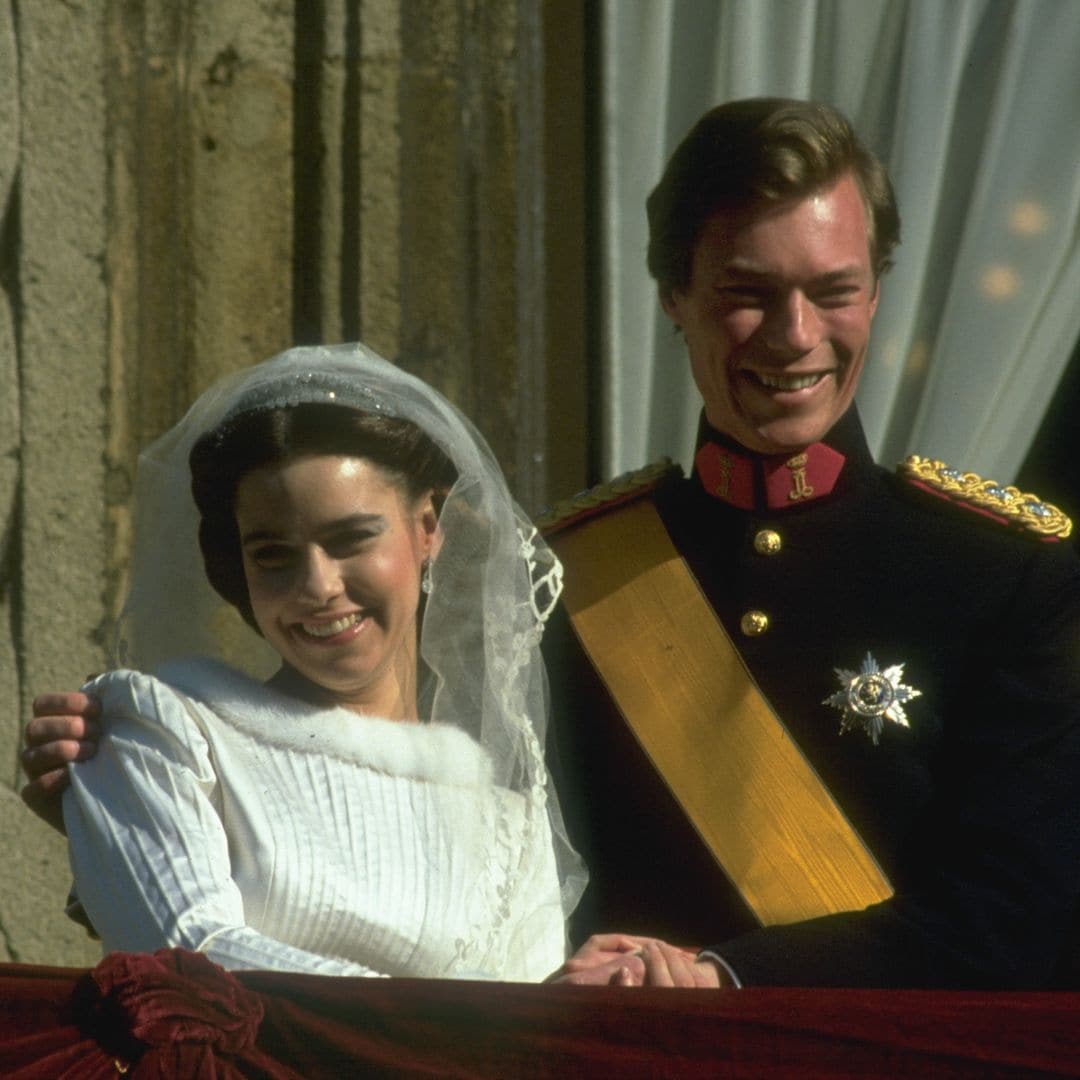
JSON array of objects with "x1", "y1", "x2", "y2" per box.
[{"x1": 697, "y1": 949, "x2": 742, "y2": 988}]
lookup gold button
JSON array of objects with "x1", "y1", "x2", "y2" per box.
[
  {"x1": 753, "y1": 529, "x2": 782, "y2": 556},
  {"x1": 740, "y1": 610, "x2": 770, "y2": 637}
]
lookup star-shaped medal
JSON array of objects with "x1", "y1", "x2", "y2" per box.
[{"x1": 823, "y1": 652, "x2": 921, "y2": 744}]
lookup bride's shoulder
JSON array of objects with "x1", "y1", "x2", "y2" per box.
[
  {"x1": 84, "y1": 659, "x2": 249, "y2": 736},
  {"x1": 88, "y1": 657, "x2": 242, "y2": 698},
  {"x1": 84, "y1": 666, "x2": 175, "y2": 711}
]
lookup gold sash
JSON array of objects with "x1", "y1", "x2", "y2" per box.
[{"x1": 550, "y1": 498, "x2": 892, "y2": 926}]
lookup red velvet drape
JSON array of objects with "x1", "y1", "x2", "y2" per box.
[{"x1": 2, "y1": 952, "x2": 1078, "y2": 1078}]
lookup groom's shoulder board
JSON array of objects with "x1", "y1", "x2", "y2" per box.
[
  {"x1": 897, "y1": 454, "x2": 1072, "y2": 541},
  {"x1": 537, "y1": 460, "x2": 682, "y2": 538}
]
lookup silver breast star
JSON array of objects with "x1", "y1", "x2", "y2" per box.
[{"x1": 823, "y1": 652, "x2": 921, "y2": 745}]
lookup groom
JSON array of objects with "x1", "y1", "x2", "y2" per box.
[{"x1": 539, "y1": 97, "x2": 1080, "y2": 990}]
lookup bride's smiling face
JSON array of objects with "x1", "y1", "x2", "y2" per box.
[{"x1": 235, "y1": 454, "x2": 437, "y2": 718}]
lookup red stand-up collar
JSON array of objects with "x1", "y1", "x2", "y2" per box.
[{"x1": 695, "y1": 440, "x2": 846, "y2": 511}]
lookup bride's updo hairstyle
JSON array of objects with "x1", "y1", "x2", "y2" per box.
[{"x1": 190, "y1": 402, "x2": 457, "y2": 630}]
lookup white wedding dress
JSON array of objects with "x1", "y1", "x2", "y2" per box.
[{"x1": 62, "y1": 658, "x2": 566, "y2": 982}]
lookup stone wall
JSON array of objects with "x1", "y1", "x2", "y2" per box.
[{"x1": 0, "y1": 0, "x2": 586, "y2": 966}]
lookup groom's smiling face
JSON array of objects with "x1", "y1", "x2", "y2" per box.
[{"x1": 662, "y1": 172, "x2": 880, "y2": 454}]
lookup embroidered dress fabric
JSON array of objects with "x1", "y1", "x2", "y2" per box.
[{"x1": 61, "y1": 342, "x2": 585, "y2": 979}]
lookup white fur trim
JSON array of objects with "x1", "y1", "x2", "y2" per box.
[{"x1": 149, "y1": 658, "x2": 493, "y2": 788}]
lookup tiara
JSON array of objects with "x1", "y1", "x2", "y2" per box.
[{"x1": 220, "y1": 369, "x2": 393, "y2": 425}]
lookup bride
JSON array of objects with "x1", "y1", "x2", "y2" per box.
[{"x1": 57, "y1": 342, "x2": 585, "y2": 980}]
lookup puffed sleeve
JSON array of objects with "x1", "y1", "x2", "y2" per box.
[{"x1": 62, "y1": 669, "x2": 385, "y2": 976}]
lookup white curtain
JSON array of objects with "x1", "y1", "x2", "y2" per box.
[{"x1": 600, "y1": 0, "x2": 1080, "y2": 485}]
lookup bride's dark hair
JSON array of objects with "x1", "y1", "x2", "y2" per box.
[{"x1": 190, "y1": 403, "x2": 457, "y2": 629}]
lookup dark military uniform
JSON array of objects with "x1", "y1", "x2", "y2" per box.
[{"x1": 547, "y1": 407, "x2": 1080, "y2": 988}]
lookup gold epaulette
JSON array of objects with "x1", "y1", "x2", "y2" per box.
[
  {"x1": 898, "y1": 455, "x2": 1072, "y2": 540},
  {"x1": 536, "y1": 459, "x2": 682, "y2": 536}
]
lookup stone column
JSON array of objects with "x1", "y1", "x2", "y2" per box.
[{"x1": 103, "y1": 1, "x2": 296, "y2": 642}]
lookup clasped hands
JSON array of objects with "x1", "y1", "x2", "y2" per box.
[{"x1": 550, "y1": 933, "x2": 733, "y2": 989}]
